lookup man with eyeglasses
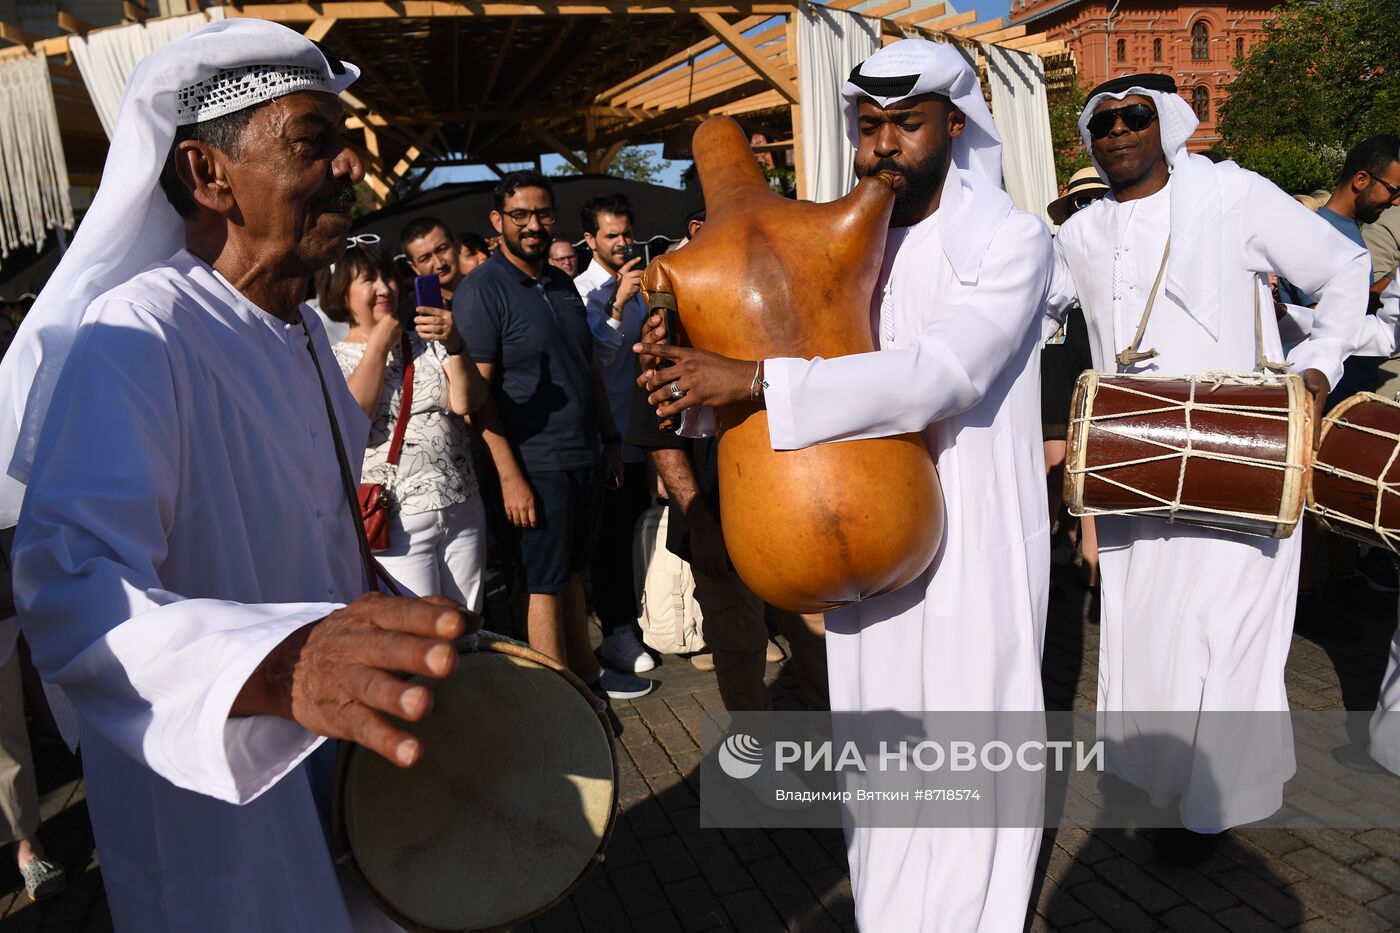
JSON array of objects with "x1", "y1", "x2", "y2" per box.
[
  {"x1": 1049, "y1": 74, "x2": 1369, "y2": 860},
  {"x1": 453, "y1": 171, "x2": 654, "y2": 700}
]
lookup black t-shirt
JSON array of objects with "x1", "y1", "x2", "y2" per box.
[
  {"x1": 626, "y1": 366, "x2": 720, "y2": 562},
  {"x1": 454, "y1": 250, "x2": 599, "y2": 472}
]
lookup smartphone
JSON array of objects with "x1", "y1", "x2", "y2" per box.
[
  {"x1": 621, "y1": 242, "x2": 648, "y2": 270},
  {"x1": 414, "y1": 273, "x2": 444, "y2": 309}
]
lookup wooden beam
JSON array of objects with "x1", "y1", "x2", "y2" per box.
[
  {"x1": 862, "y1": 0, "x2": 911, "y2": 18},
  {"x1": 525, "y1": 121, "x2": 587, "y2": 171},
  {"x1": 123, "y1": 0, "x2": 147, "y2": 23},
  {"x1": 822, "y1": 0, "x2": 864, "y2": 10},
  {"x1": 591, "y1": 139, "x2": 626, "y2": 173},
  {"x1": 302, "y1": 17, "x2": 337, "y2": 41},
  {"x1": 978, "y1": 23, "x2": 1026, "y2": 44},
  {"x1": 699, "y1": 12, "x2": 797, "y2": 104},
  {"x1": 751, "y1": 138, "x2": 793, "y2": 152},
  {"x1": 502, "y1": 19, "x2": 576, "y2": 106},
  {"x1": 616, "y1": 24, "x2": 786, "y2": 108},
  {"x1": 0, "y1": 21, "x2": 37, "y2": 46},
  {"x1": 57, "y1": 8, "x2": 96, "y2": 34},
  {"x1": 589, "y1": 77, "x2": 770, "y2": 149},
  {"x1": 786, "y1": 14, "x2": 804, "y2": 199},
  {"x1": 388, "y1": 125, "x2": 440, "y2": 180},
  {"x1": 893, "y1": 3, "x2": 944, "y2": 24},
  {"x1": 908, "y1": 9, "x2": 975, "y2": 33},
  {"x1": 634, "y1": 47, "x2": 783, "y2": 112},
  {"x1": 951, "y1": 18, "x2": 1008, "y2": 39},
  {"x1": 225, "y1": 2, "x2": 798, "y2": 23},
  {"x1": 596, "y1": 14, "x2": 767, "y2": 102}
]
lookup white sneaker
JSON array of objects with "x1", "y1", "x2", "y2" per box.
[{"x1": 599, "y1": 628, "x2": 656, "y2": 673}]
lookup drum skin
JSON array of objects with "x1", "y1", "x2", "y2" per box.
[
  {"x1": 334, "y1": 634, "x2": 616, "y2": 933},
  {"x1": 642, "y1": 116, "x2": 944, "y2": 613},
  {"x1": 1064, "y1": 371, "x2": 1310, "y2": 538},
  {"x1": 1308, "y1": 392, "x2": 1400, "y2": 553}
]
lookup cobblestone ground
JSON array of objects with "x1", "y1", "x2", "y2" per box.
[{"x1": 1, "y1": 562, "x2": 1397, "y2": 932}]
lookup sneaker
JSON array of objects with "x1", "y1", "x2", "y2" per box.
[
  {"x1": 599, "y1": 628, "x2": 656, "y2": 673},
  {"x1": 20, "y1": 856, "x2": 64, "y2": 901},
  {"x1": 1357, "y1": 549, "x2": 1400, "y2": 594},
  {"x1": 593, "y1": 668, "x2": 657, "y2": 700}
]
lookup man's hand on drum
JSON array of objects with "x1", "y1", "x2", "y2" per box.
[
  {"x1": 233, "y1": 593, "x2": 482, "y2": 767},
  {"x1": 635, "y1": 319, "x2": 760, "y2": 417},
  {"x1": 1300, "y1": 368, "x2": 1331, "y2": 449}
]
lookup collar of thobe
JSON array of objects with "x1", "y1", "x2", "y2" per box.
[
  {"x1": 0, "y1": 19, "x2": 358, "y2": 526},
  {"x1": 1078, "y1": 86, "x2": 1224, "y2": 339},
  {"x1": 930, "y1": 165, "x2": 1014, "y2": 285},
  {"x1": 842, "y1": 38, "x2": 1005, "y2": 190}
]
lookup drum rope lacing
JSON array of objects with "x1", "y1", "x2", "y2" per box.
[
  {"x1": 1067, "y1": 371, "x2": 1305, "y2": 525},
  {"x1": 1309, "y1": 408, "x2": 1400, "y2": 549}
]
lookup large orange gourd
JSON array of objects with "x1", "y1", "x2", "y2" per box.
[{"x1": 643, "y1": 117, "x2": 944, "y2": 613}]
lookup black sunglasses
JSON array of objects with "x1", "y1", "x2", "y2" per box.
[
  {"x1": 1069, "y1": 192, "x2": 1105, "y2": 211},
  {"x1": 1369, "y1": 174, "x2": 1400, "y2": 201},
  {"x1": 1087, "y1": 103, "x2": 1158, "y2": 139}
]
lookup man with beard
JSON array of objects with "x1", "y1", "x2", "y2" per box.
[
  {"x1": 637, "y1": 39, "x2": 1055, "y2": 929},
  {"x1": 454, "y1": 171, "x2": 652, "y2": 699},
  {"x1": 1051, "y1": 75, "x2": 1368, "y2": 857},
  {"x1": 573, "y1": 193, "x2": 654, "y2": 675},
  {"x1": 0, "y1": 20, "x2": 478, "y2": 930}
]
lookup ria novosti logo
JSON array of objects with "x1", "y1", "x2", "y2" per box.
[{"x1": 718, "y1": 734, "x2": 764, "y2": 779}]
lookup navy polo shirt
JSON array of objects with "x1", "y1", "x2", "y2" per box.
[{"x1": 454, "y1": 250, "x2": 599, "y2": 472}]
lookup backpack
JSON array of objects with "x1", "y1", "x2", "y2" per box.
[{"x1": 633, "y1": 504, "x2": 706, "y2": 655}]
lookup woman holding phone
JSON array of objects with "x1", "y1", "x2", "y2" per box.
[{"x1": 317, "y1": 238, "x2": 491, "y2": 609}]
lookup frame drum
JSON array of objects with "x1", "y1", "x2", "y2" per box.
[
  {"x1": 1064, "y1": 371, "x2": 1311, "y2": 538},
  {"x1": 333, "y1": 631, "x2": 617, "y2": 932},
  {"x1": 1308, "y1": 391, "x2": 1400, "y2": 553}
]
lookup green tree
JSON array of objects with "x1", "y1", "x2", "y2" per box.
[
  {"x1": 1047, "y1": 79, "x2": 1092, "y2": 188},
  {"x1": 553, "y1": 146, "x2": 669, "y2": 184},
  {"x1": 1219, "y1": 0, "x2": 1400, "y2": 191}
]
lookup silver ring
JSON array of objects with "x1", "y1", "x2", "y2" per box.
[{"x1": 668, "y1": 382, "x2": 684, "y2": 399}]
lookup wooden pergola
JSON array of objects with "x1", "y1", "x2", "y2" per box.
[{"x1": 4, "y1": 0, "x2": 1070, "y2": 203}]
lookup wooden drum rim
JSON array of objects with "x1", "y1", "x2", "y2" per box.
[{"x1": 330, "y1": 630, "x2": 619, "y2": 933}]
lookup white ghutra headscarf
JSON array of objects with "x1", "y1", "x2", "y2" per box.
[
  {"x1": 839, "y1": 38, "x2": 1013, "y2": 284},
  {"x1": 1077, "y1": 74, "x2": 1225, "y2": 339},
  {"x1": 0, "y1": 19, "x2": 359, "y2": 526}
]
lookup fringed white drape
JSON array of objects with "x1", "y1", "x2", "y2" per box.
[
  {"x1": 0, "y1": 55, "x2": 74, "y2": 260},
  {"x1": 70, "y1": 9, "x2": 225, "y2": 139},
  {"x1": 797, "y1": 2, "x2": 879, "y2": 203},
  {"x1": 982, "y1": 43, "x2": 1057, "y2": 224}
]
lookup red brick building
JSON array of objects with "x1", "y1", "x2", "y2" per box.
[{"x1": 1007, "y1": 0, "x2": 1277, "y2": 151}]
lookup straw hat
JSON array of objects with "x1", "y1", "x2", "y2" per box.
[{"x1": 1048, "y1": 167, "x2": 1111, "y2": 225}]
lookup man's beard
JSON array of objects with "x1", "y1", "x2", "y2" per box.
[
  {"x1": 859, "y1": 144, "x2": 951, "y2": 217},
  {"x1": 505, "y1": 228, "x2": 549, "y2": 263},
  {"x1": 1358, "y1": 194, "x2": 1389, "y2": 225}
]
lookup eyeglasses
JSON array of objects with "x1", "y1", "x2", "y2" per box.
[
  {"x1": 501, "y1": 208, "x2": 558, "y2": 226},
  {"x1": 1086, "y1": 103, "x2": 1158, "y2": 139},
  {"x1": 1369, "y1": 175, "x2": 1400, "y2": 201},
  {"x1": 1069, "y1": 192, "x2": 1105, "y2": 211},
  {"x1": 346, "y1": 233, "x2": 381, "y2": 248}
]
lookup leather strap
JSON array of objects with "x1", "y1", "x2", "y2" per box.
[
  {"x1": 298, "y1": 315, "x2": 401, "y2": 596},
  {"x1": 1115, "y1": 235, "x2": 1170, "y2": 368},
  {"x1": 386, "y1": 333, "x2": 414, "y2": 466}
]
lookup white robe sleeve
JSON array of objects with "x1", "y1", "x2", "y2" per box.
[
  {"x1": 1275, "y1": 303, "x2": 1315, "y2": 347},
  {"x1": 13, "y1": 302, "x2": 337, "y2": 806},
  {"x1": 1352, "y1": 279, "x2": 1400, "y2": 358},
  {"x1": 1042, "y1": 238, "x2": 1079, "y2": 342},
  {"x1": 1239, "y1": 172, "x2": 1370, "y2": 388},
  {"x1": 764, "y1": 212, "x2": 1053, "y2": 450}
]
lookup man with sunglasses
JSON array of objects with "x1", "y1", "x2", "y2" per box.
[
  {"x1": 453, "y1": 171, "x2": 653, "y2": 700},
  {"x1": 1051, "y1": 74, "x2": 1370, "y2": 859}
]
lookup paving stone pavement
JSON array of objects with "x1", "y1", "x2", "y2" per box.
[{"x1": 2, "y1": 562, "x2": 1399, "y2": 932}]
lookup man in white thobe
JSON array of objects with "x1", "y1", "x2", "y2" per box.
[
  {"x1": 0, "y1": 20, "x2": 475, "y2": 931},
  {"x1": 639, "y1": 39, "x2": 1054, "y2": 931},
  {"x1": 1051, "y1": 74, "x2": 1369, "y2": 846}
]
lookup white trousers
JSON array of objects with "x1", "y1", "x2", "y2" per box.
[
  {"x1": 1370, "y1": 601, "x2": 1400, "y2": 775},
  {"x1": 377, "y1": 498, "x2": 487, "y2": 612}
]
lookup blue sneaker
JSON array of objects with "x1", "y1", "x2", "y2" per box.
[{"x1": 593, "y1": 668, "x2": 657, "y2": 700}]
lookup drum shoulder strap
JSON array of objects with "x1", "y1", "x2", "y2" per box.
[{"x1": 1115, "y1": 235, "x2": 1170, "y2": 369}]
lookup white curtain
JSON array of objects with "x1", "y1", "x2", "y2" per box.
[
  {"x1": 982, "y1": 43, "x2": 1057, "y2": 224},
  {"x1": 0, "y1": 55, "x2": 73, "y2": 259},
  {"x1": 797, "y1": 2, "x2": 879, "y2": 203},
  {"x1": 70, "y1": 9, "x2": 224, "y2": 139}
]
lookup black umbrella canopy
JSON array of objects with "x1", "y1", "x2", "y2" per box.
[{"x1": 350, "y1": 174, "x2": 687, "y2": 253}]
